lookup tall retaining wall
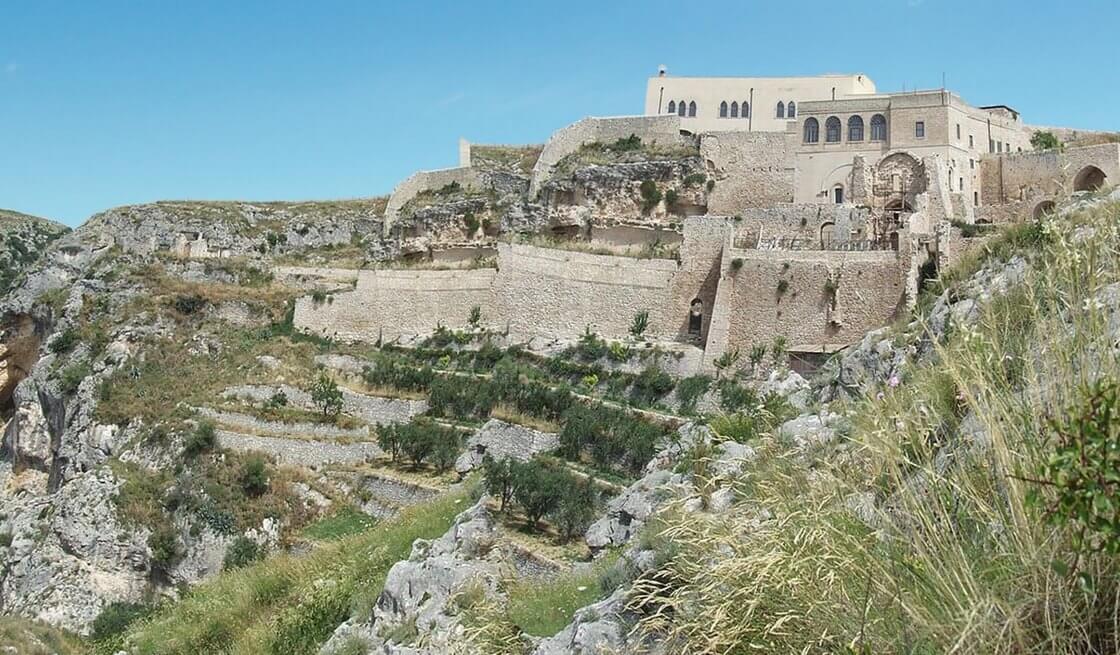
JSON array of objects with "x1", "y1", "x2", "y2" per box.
[
  {"x1": 529, "y1": 115, "x2": 684, "y2": 195},
  {"x1": 702, "y1": 246, "x2": 904, "y2": 371},
  {"x1": 701, "y1": 131, "x2": 796, "y2": 213},
  {"x1": 383, "y1": 166, "x2": 482, "y2": 235},
  {"x1": 493, "y1": 243, "x2": 680, "y2": 340},
  {"x1": 294, "y1": 268, "x2": 498, "y2": 342}
]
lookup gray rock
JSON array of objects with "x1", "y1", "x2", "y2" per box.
[{"x1": 454, "y1": 419, "x2": 559, "y2": 474}]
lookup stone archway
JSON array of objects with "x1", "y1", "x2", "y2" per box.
[
  {"x1": 1073, "y1": 166, "x2": 1107, "y2": 192},
  {"x1": 1033, "y1": 200, "x2": 1056, "y2": 219}
]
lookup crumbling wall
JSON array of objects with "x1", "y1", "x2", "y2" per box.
[
  {"x1": 700, "y1": 131, "x2": 795, "y2": 213},
  {"x1": 294, "y1": 268, "x2": 498, "y2": 342},
  {"x1": 493, "y1": 243, "x2": 680, "y2": 340},
  {"x1": 981, "y1": 142, "x2": 1120, "y2": 204},
  {"x1": 529, "y1": 115, "x2": 683, "y2": 195},
  {"x1": 383, "y1": 167, "x2": 483, "y2": 235}
]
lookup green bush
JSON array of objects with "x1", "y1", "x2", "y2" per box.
[
  {"x1": 239, "y1": 456, "x2": 270, "y2": 497},
  {"x1": 548, "y1": 474, "x2": 601, "y2": 541},
  {"x1": 428, "y1": 375, "x2": 496, "y2": 421},
  {"x1": 683, "y1": 173, "x2": 707, "y2": 187},
  {"x1": 147, "y1": 524, "x2": 181, "y2": 571},
  {"x1": 468, "y1": 305, "x2": 482, "y2": 328},
  {"x1": 716, "y1": 380, "x2": 757, "y2": 413},
  {"x1": 173, "y1": 294, "x2": 206, "y2": 315},
  {"x1": 559, "y1": 404, "x2": 664, "y2": 476},
  {"x1": 630, "y1": 365, "x2": 674, "y2": 406},
  {"x1": 1032, "y1": 379, "x2": 1120, "y2": 557},
  {"x1": 361, "y1": 356, "x2": 435, "y2": 392},
  {"x1": 265, "y1": 391, "x2": 288, "y2": 409},
  {"x1": 574, "y1": 327, "x2": 609, "y2": 362},
  {"x1": 676, "y1": 375, "x2": 712, "y2": 415},
  {"x1": 49, "y1": 327, "x2": 80, "y2": 353},
  {"x1": 509, "y1": 458, "x2": 567, "y2": 530},
  {"x1": 183, "y1": 420, "x2": 218, "y2": 458},
  {"x1": 92, "y1": 601, "x2": 152, "y2": 642},
  {"x1": 223, "y1": 536, "x2": 264, "y2": 571},
  {"x1": 481, "y1": 455, "x2": 516, "y2": 512},
  {"x1": 57, "y1": 361, "x2": 90, "y2": 394},
  {"x1": 639, "y1": 180, "x2": 662, "y2": 212},
  {"x1": 611, "y1": 134, "x2": 642, "y2": 151},
  {"x1": 1030, "y1": 130, "x2": 1061, "y2": 151},
  {"x1": 379, "y1": 418, "x2": 461, "y2": 470},
  {"x1": 664, "y1": 189, "x2": 679, "y2": 209}
]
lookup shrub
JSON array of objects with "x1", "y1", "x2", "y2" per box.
[
  {"x1": 92, "y1": 601, "x2": 152, "y2": 642},
  {"x1": 310, "y1": 289, "x2": 328, "y2": 306},
  {"x1": 683, "y1": 172, "x2": 707, "y2": 187},
  {"x1": 608, "y1": 341, "x2": 631, "y2": 363},
  {"x1": 383, "y1": 418, "x2": 461, "y2": 470},
  {"x1": 509, "y1": 458, "x2": 568, "y2": 530},
  {"x1": 730, "y1": 258, "x2": 744, "y2": 272},
  {"x1": 716, "y1": 379, "x2": 757, "y2": 413},
  {"x1": 362, "y1": 356, "x2": 435, "y2": 392},
  {"x1": 639, "y1": 180, "x2": 662, "y2": 212},
  {"x1": 629, "y1": 310, "x2": 650, "y2": 337},
  {"x1": 468, "y1": 305, "x2": 482, "y2": 328},
  {"x1": 49, "y1": 327, "x2": 79, "y2": 353},
  {"x1": 223, "y1": 536, "x2": 264, "y2": 571},
  {"x1": 748, "y1": 344, "x2": 767, "y2": 369},
  {"x1": 776, "y1": 279, "x2": 790, "y2": 296},
  {"x1": 630, "y1": 365, "x2": 674, "y2": 406},
  {"x1": 310, "y1": 372, "x2": 344, "y2": 418},
  {"x1": 560, "y1": 404, "x2": 664, "y2": 476},
  {"x1": 823, "y1": 278, "x2": 839, "y2": 298},
  {"x1": 664, "y1": 189, "x2": 679, "y2": 209},
  {"x1": 575, "y1": 326, "x2": 609, "y2": 362},
  {"x1": 57, "y1": 361, "x2": 90, "y2": 394},
  {"x1": 1030, "y1": 379, "x2": 1120, "y2": 557},
  {"x1": 147, "y1": 523, "x2": 181, "y2": 571},
  {"x1": 183, "y1": 420, "x2": 218, "y2": 457},
  {"x1": 713, "y1": 348, "x2": 741, "y2": 378},
  {"x1": 612, "y1": 133, "x2": 642, "y2": 151},
  {"x1": 173, "y1": 293, "x2": 206, "y2": 315},
  {"x1": 549, "y1": 474, "x2": 601, "y2": 541},
  {"x1": 463, "y1": 212, "x2": 481, "y2": 232},
  {"x1": 428, "y1": 375, "x2": 496, "y2": 421},
  {"x1": 771, "y1": 335, "x2": 789, "y2": 363},
  {"x1": 581, "y1": 374, "x2": 599, "y2": 390},
  {"x1": 265, "y1": 391, "x2": 288, "y2": 409},
  {"x1": 239, "y1": 456, "x2": 270, "y2": 497},
  {"x1": 676, "y1": 375, "x2": 712, "y2": 415}
]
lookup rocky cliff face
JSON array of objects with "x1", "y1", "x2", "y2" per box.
[{"x1": 0, "y1": 209, "x2": 69, "y2": 297}]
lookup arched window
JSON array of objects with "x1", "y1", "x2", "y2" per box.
[
  {"x1": 719, "y1": 101, "x2": 728, "y2": 118},
  {"x1": 804, "y1": 117, "x2": 819, "y2": 143},
  {"x1": 787, "y1": 101, "x2": 796, "y2": 118},
  {"x1": 740, "y1": 101, "x2": 749, "y2": 118},
  {"x1": 730, "y1": 102, "x2": 739, "y2": 118},
  {"x1": 677, "y1": 101, "x2": 686, "y2": 117},
  {"x1": 870, "y1": 114, "x2": 887, "y2": 141},
  {"x1": 848, "y1": 115, "x2": 864, "y2": 141},
  {"x1": 688, "y1": 101, "x2": 697, "y2": 117},
  {"x1": 825, "y1": 116, "x2": 842, "y2": 142},
  {"x1": 667, "y1": 101, "x2": 676, "y2": 115},
  {"x1": 776, "y1": 101, "x2": 785, "y2": 118}
]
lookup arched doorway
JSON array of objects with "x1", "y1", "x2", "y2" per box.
[
  {"x1": 819, "y1": 221, "x2": 836, "y2": 247},
  {"x1": 688, "y1": 299, "x2": 703, "y2": 336},
  {"x1": 1073, "y1": 166, "x2": 1107, "y2": 192},
  {"x1": 1033, "y1": 200, "x2": 1056, "y2": 219}
]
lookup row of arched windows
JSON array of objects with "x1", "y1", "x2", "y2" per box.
[
  {"x1": 804, "y1": 114, "x2": 887, "y2": 143},
  {"x1": 776, "y1": 101, "x2": 796, "y2": 118},
  {"x1": 718, "y1": 101, "x2": 750, "y2": 119},
  {"x1": 666, "y1": 100, "x2": 697, "y2": 117}
]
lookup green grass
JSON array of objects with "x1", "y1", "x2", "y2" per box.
[
  {"x1": 627, "y1": 200, "x2": 1120, "y2": 653},
  {"x1": 0, "y1": 617, "x2": 86, "y2": 655},
  {"x1": 100, "y1": 490, "x2": 469, "y2": 655},
  {"x1": 301, "y1": 505, "x2": 377, "y2": 541},
  {"x1": 504, "y1": 553, "x2": 619, "y2": 637}
]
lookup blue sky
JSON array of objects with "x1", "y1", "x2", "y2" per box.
[{"x1": 2, "y1": 0, "x2": 1117, "y2": 226}]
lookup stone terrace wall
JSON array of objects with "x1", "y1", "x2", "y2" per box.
[
  {"x1": 701, "y1": 131, "x2": 795, "y2": 214},
  {"x1": 980, "y1": 143, "x2": 1120, "y2": 204},
  {"x1": 492, "y1": 243, "x2": 680, "y2": 341},
  {"x1": 703, "y1": 246, "x2": 904, "y2": 371},
  {"x1": 383, "y1": 166, "x2": 482, "y2": 235},
  {"x1": 727, "y1": 205, "x2": 871, "y2": 243},
  {"x1": 529, "y1": 115, "x2": 683, "y2": 195},
  {"x1": 294, "y1": 268, "x2": 498, "y2": 342}
]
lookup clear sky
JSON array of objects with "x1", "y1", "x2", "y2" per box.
[{"x1": 2, "y1": 0, "x2": 1117, "y2": 226}]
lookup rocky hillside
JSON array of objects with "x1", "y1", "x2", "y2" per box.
[
  {"x1": 0, "y1": 209, "x2": 69, "y2": 296},
  {"x1": 2, "y1": 184, "x2": 1117, "y2": 655}
]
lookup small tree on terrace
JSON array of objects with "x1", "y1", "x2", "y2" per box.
[
  {"x1": 510, "y1": 458, "x2": 564, "y2": 531},
  {"x1": 481, "y1": 454, "x2": 515, "y2": 512},
  {"x1": 549, "y1": 475, "x2": 600, "y2": 541},
  {"x1": 310, "y1": 372, "x2": 344, "y2": 418}
]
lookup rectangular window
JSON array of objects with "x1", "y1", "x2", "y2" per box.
[
  {"x1": 959, "y1": 177, "x2": 964, "y2": 191},
  {"x1": 915, "y1": 121, "x2": 925, "y2": 138},
  {"x1": 974, "y1": 191, "x2": 979, "y2": 206},
  {"x1": 990, "y1": 139, "x2": 995, "y2": 153},
  {"x1": 998, "y1": 142, "x2": 1003, "y2": 153},
  {"x1": 970, "y1": 159, "x2": 975, "y2": 169},
  {"x1": 969, "y1": 135, "x2": 974, "y2": 148},
  {"x1": 956, "y1": 123, "x2": 961, "y2": 139}
]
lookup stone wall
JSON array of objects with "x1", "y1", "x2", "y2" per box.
[
  {"x1": 980, "y1": 142, "x2": 1120, "y2": 204},
  {"x1": 529, "y1": 115, "x2": 684, "y2": 195},
  {"x1": 725, "y1": 205, "x2": 872, "y2": 244},
  {"x1": 493, "y1": 243, "x2": 680, "y2": 340},
  {"x1": 294, "y1": 268, "x2": 498, "y2": 342},
  {"x1": 383, "y1": 166, "x2": 482, "y2": 235},
  {"x1": 700, "y1": 131, "x2": 795, "y2": 213},
  {"x1": 703, "y1": 246, "x2": 904, "y2": 370}
]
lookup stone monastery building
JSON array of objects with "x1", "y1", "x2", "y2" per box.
[{"x1": 290, "y1": 69, "x2": 1120, "y2": 374}]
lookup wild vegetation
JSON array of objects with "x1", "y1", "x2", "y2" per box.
[{"x1": 623, "y1": 201, "x2": 1120, "y2": 653}]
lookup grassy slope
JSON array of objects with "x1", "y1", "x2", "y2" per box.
[
  {"x1": 98, "y1": 489, "x2": 469, "y2": 655},
  {"x1": 625, "y1": 200, "x2": 1120, "y2": 653},
  {"x1": 0, "y1": 618, "x2": 85, "y2": 655}
]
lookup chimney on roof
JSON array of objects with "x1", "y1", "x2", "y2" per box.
[{"x1": 658, "y1": 64, "x2": 667, "y2": 77}]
